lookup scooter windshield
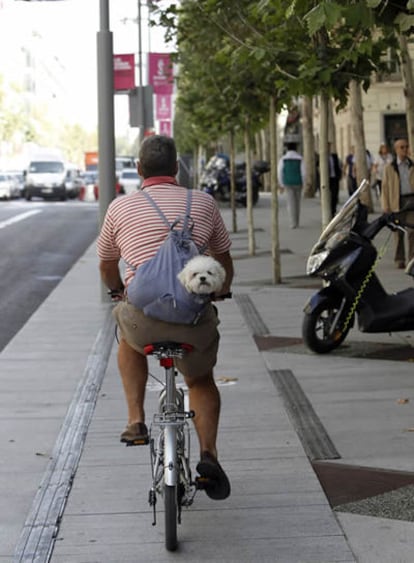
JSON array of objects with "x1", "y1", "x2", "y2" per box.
[{"x1": 317, "y1": 179, "x2": 370, "y2": 245}]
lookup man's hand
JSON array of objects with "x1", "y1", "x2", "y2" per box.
[{"x1": 107, "y1": 288, "x2": 125, "y2": 302}]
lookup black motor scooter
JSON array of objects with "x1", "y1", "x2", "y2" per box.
[
  {"x1": 200, "y1": 154, "x2": 269, "y2": 207},
  {"x1": 302, "y1": 180, "x2": 414, "y2": 353}
]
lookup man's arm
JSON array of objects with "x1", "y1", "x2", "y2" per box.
[
  {"x1": 99, "y1": 259, "x2": 124, "y2": 293},
  {"x1": 380, "y1": 166, "x2": 391, "y2": 213},
  {"x1": 210, "y1": 250, "x2": 234, "y2": 297}
]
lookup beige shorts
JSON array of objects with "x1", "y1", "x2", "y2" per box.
[{"x1": 113, "y1": 301, "x2": 220, "y2": 378}]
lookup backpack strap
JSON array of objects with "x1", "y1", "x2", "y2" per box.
[
  {"x1": 141, "y1": 188, "x2": 193, "y2": 232},
  {"x1": 125, "y1": 189, "x2": 196, "y2": 273}
]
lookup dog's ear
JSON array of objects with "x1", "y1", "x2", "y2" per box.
[
  {"x1": 215, "y1": 262, "x2": 226, "y2": 283},
  {"x1": 177, "y1": 270, "x2": 186, "y2": 285}
]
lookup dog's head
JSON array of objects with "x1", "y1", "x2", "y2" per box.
[{"x1": 177, "y1": 256, "x2": 226, "y2": 295}]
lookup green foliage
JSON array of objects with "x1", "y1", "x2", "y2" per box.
[{"x1": 153, "y1": 0, "x2": 405, "y2": 147}]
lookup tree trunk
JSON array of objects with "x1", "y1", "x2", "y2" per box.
[
  {"x1": 196, "y1": 144, "x2": 205, "y2": 189},
  {"x1": 270, "y1": 96, "x2": 281, "y2": 283},
  {"x1": 350, "y1": 79, "x2": 373, "y2": 211},
  {"x1": 319, "y1": 92, "x2": 332, "y2": 228},
  {"x1": 192, "y1": 147, "x2": 198, "y2": 189},
  {"x1": 254, "y1": 132, "x2": 262, "y2": 161},
  {"x1": 328, "y1": 98, "x2": 337, "y2": 151},
  {"x1": 302, "y1": 95, "x2": 316, "y2": 198},
  {"x1": 398, "y1": 33, "x2": 414, "y2": 151},
  {"x1": 229, "y1": 129, "x2": 238, "y2": 233},
  {"x1": 261, "y1": 127, "x2": 270, "y2": 191},
  {"x1": 244, "y1": 117, "x2": 255, "y2": 256}
]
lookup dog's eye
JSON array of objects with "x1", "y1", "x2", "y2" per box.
[{"x1": 207, "y1": 271, "x2": 212, "y2": 276}]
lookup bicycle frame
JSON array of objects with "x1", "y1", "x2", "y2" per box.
[{"x1": 144, "y1": 341, "x2": 196, "y2": 551}]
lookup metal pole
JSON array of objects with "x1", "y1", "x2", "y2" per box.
[
  {"x1": 97, "y1": 0, "x2": 116, "y2": 301},
  {"x1": 138, "y1": 0, "x2": 145, "y2": 142}
]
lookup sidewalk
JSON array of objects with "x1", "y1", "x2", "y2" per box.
[{"x1": 4, "y1": 188, "x2": 414, "y2": 562}]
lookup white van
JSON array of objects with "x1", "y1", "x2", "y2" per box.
[{"x1": 24, "y1": 157, "x2": 66, "y2": 201}]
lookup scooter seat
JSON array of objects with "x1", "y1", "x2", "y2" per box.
[{"x1": 359, "y1": 287, "x2": 414, "y2": 333}]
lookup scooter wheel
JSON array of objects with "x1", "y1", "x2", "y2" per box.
[{"x1": 302, "y1": 298, "x2": 352, "y2": 354}]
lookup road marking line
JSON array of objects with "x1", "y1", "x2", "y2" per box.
[{"x1": 0, "y1": 209, "x2": 42, "y2": 230}]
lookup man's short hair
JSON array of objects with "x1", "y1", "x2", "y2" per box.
[
  {"x1": 394, "y1": 137, "x2": 409, "y2": 147},
  {"x1": 138, "y1": 135, "x2": 177, "y2": 178},
  {"x1": 286, "y1": 142, "x2": 297, "y2": 151}
]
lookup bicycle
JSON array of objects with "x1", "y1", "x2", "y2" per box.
[
  {"x1": 142, "y1": 340, "x2": 207, "y2": 552},
  {"x1": 110, "y1": 290, "x2": 231, "y2": 551}
]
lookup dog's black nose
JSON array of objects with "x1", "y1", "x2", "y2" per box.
[{"x1": 200, "y1": 276, "x2": 206, "y2": 282}]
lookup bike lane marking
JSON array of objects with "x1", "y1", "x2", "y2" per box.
[{"x1": 0, "y1": 209, "x2": 42, "y2": 230}]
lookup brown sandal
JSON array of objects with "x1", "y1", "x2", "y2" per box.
[{"x1": 120, "y1": 422, "x2": 149, "y2": 446}]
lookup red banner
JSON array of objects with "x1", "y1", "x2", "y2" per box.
[
  {"x1": 114, "y1": 53, "x2": 135, "y2": 92},
  {"x1": 155, "y1": 94, "x2": 172, "y2": 120},
  {"x1": 159, "y1": 120, "x2": 172, "y2": 137},
  {"x1": 148, "y1": 53, "x2": 173, "y2": 95}
]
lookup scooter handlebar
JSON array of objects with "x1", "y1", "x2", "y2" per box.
[{"x1": 386, "y1": 207, "x2": 414, "y2": 230}]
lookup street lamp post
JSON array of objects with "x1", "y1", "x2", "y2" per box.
[
  {"x1": 138, "y1": 0, "x2": 146, "y2": 142},
  {"x1": 97, "y1": 0, "x2": 116, "y2": 300}
]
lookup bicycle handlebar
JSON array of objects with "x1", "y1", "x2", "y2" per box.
[
  {"x1": 212, "y1": 291, "x2": 232, "y2": 301},
  {"x1": 107, "y1": 289, "x2": 233, "y2": 303}
]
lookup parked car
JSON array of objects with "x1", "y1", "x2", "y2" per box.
[
  {"x1": 64, "y1": 166, "x2": 84, "y2": 199},
  {"x1": 7, "y1": 170, "x2": 24, "y2": 196},
  {"x1": 118, "y1": 169, "x2": 141, "y2": 194},
  {"x1": 83, "y1": 171, "x2": 98, "y2": 187},
  {"x1": 24, "y1": 157, "x2": 67, "y2": 201},
  {"x1": 0, "y1": 173, "x2": 21, "y2": 199}
]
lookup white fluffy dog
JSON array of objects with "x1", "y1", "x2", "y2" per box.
[{"x1": 177, "y1": 255, "x2": 225, "y2": 295}]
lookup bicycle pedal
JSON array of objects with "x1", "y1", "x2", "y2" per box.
[
  {"x1": 195, "y1": 476, "x2": 211, "y2": 490},
  {"x1": 125, "y1": 437, "x2": 149, "y2": 447}
]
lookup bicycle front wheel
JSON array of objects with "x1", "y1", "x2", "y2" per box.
[{"x1": 164, "y1": 484, "x2": 178, "y2": 551}]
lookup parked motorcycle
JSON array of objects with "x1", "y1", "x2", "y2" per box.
[
  {"x1": 302, "y1": 179, "x2": 414, "y2": 353},
  {"x1": 200, "y1": 154, "x2": 269, "y2": 206}
]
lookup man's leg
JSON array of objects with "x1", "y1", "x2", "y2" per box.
[
  {"x1": 330, "y1": 180, "x2": 339, "y2": 216},
  {"x1": 407, "y1": 228, "x2": 414, "y2": 262},
  {"x1": 406, "y1": 211, "x2": 414, "y2": 261},
  {"x1": 285, "y1": 187, "x2": 297, "y2": 228},
  {"x1": 118, "y1": 338, "x2": 148, "y2": 425},
  {"x1": 184, "y1": 371, "x2": 220, "y2": 458},
  {"x1": 393, "y1": 230, "x2": 406, "y2": 266},
  {"x1": 293, "y1": 186, "x2": 302, "y2": 227},
  {"x1": 185, "y1": 370, "x2": 230, "y2": 500}
]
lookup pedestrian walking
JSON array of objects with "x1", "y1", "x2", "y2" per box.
[
  {"x1": 328, "y1": 144, "x2": 342, "y2": 217},
  {"x1": 381, "y1": 137, "x2": 414, "y2": 269},
  {"x1": 373, "y1": 143, "x2": 392, "y2": 197},
  {"x1": 277, "y1": 142, "x2": 305, "y2": 229},
  {"x1": 344, "y1": 146, "x2": 357, "y2": 196}
]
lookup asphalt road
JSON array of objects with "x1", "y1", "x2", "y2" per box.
[{"x1": 0, "y1": 199, "x2": 99, "y2": 352}]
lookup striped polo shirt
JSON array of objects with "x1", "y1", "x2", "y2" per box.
[{"x1": 97, "y1": 177, "x2": 231, "y2": 286}]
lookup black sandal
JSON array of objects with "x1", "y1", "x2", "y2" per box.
[{"x1": 196, "y1": 451, "x2": 231, "y2": 500}]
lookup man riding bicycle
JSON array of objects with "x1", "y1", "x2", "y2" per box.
[{"x1": 97, "y1": 135, "x2": 233, "y2": 500}]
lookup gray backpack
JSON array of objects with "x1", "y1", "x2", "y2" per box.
[{"x1": 126, "y1": 189, "x2": 210, "y2": 325}]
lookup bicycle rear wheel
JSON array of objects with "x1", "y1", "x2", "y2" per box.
[{"x1": 164, "y1": 484, "x2": 178, "y2": 551}]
